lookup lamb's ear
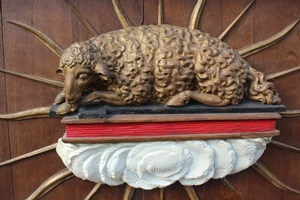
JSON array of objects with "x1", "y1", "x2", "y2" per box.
[{"x1": 94, "y1": 63, "x2": 110, "y2": 80}]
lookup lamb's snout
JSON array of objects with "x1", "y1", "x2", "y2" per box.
[
  {"x1": 65, "y1": 95, "x2": 80, "y2": 111},
  {"x1": 68, "y1": 103, "x2": 78, "y2": 112}
]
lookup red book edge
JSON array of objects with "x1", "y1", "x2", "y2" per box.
[{"x1": 65, "y1": 119, "x2": 277, "y2": 138}]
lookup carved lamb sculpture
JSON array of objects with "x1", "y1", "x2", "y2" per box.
[{"x1": 54, "y1": 24, "x2": 280, "y2": 114}]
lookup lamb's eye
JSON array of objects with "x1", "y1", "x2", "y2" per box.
[{"x1": 78, "y1": 73, "x2": 89, "y2": 80}]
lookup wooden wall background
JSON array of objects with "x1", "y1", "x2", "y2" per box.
[{"x1": 0, "y1": 0, "x2": 299, "y2": 199}]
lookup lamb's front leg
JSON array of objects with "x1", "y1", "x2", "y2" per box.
[
  {"x1": 53, "y1": 90, "x2": 66, "y2": 105},
  {"x1": 166, "y1": 90, "x2": 230, "y2": 107},
  {"x1": 55, "y1": 91, "x2": 125, "y2": 115},
  {"x1": 77, "y1": 91, "x2": 126, "y2": 106}
]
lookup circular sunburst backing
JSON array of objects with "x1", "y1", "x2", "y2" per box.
[{"x1": 0, "y1": 0, "x2": 299, "y2": 199}]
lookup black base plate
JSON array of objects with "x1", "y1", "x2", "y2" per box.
[{"x1": 50, "y1": 99, "x2": 286, "y2": 119}]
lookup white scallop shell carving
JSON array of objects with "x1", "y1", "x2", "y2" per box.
[{"x1": 56, "y1": 137, "x2": 271, "y2": 190}]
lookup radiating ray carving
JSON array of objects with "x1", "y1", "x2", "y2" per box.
[
  {"x1": 269, "y1": 140, "x2": 300, "y2": 154},
  {"x1": 266, "y1": 66, "x2": 300, "y2": 80},
  {"x1": 220, "y1": 178, "x2": 243, "y2": 198},
  {"x1": 7, "y1": 21, "x2": 64, "y2": 57},
  {"x1": 123, "y1": 185, "x2": 135, "y2": 200},
  {"x1": 238, "y1": 19, "x2": 299, "y2": 58},
  {"x1": 112, "y1": 0, "x2": 133, "y2": 28},
  {"x1": 0, "y1": 143, "x2": 57, "y2": 167},
  {"x1": 0, "y1": 69, "x2": 63, "y2": 89},
  {"x1": 84, "y1": 183, "x2": 102, "y2": 200},
  {"x1": 26, "y1": 168, "x2": 74, "y2": 199},
  {"x1": 189, "y1": 0, "x2": 206, "y2": 29},
  {"x1": 160, "y1": 188, "x2": 164, "y2": 200},
  {"x1": 218, "y1": 0, "x2": 255, "y2": 40},
  {"x1": 64, "y1": 0, "x2": 99, "y2": 36},
  {"x1": 183, "y1": 186, "x2": 200, "y2": 200},
  {"x1": 158, "y1": 0, "x2": 164, "y2": 25},
  {"x1": 252, "y1": 161, "x2": 300, "y2": 194},
  {"x1": 0, "y1": 106, "x2": 52, "y2": 120}
]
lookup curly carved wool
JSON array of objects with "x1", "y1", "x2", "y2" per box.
[
  {"x1": 56, "y1": 25, "x2": 280, "y2": 112},
  {"x1": 56, "y1": 137, "x2": 271, "y2": 189}
]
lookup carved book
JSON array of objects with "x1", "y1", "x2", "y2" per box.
[{"x1": 57, "y1": 100, "x2": 286, "y2": 143}]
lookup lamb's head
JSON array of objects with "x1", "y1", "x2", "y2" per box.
[{"x1": 56, "y1": 41, "x2": 110, "y2": 110}]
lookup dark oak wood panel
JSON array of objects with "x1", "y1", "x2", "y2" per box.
[
  {"x1": 1, "y1": 1, "x2": 73, "y2": 199},
  {"x1": 0, "y1": 0, "x2": 299, "y2": 199},
  {"x1": 250, "y1": 1, "x2": 300, "y2": 200},
  {"x1": 0, "y1": 1, "x2": 13, "y2": 199}
]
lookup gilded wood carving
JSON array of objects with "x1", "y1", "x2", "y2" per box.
[{"x1": 54, "y1": 24, "x2": 280, "y2": 114}]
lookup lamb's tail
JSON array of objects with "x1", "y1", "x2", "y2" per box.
[{"x1": 245, "y1": 66, "x2": 281, "y2": 104}]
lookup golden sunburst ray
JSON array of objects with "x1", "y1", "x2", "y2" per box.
[
  {"x1": 7, "y1": 20, "x2": 64, "y2": 57},
  {"x1": 26, "y1": 168, "x2": 74, "y2": 199},
  {"x1": 238, "y1": 19, "x2": 299, "y2": 58},
  {"x1": 220, "y1": 178, "x2": 243, "y2": 198},
  {"x1": 279, "y1": 109, "x2": 300, "y2": 118},
  {"x1": 252, "y1": 161, "x2": 300, "y2": 194},
  {"x1": 84, "y1": 183, "x2": 102, "y2": 200},
  {"x1": 0, "y1": 69, "x2": 63, "y2": 89},
  {"x1": 183, "y1": 186, "x2": 200, "y2": 200},
  {"x1": 0, "y1": 69, "x2": 62, "y2": 120},
  {"x1": 64, "y1": 0, "x2": 99, "y2": 36},
  {"x1": 218, "y1": 0, "x2": 255, "y2": 40},
  {"x1": 0, "y1": 143, "x2": 57, "y2": 167},
  {"x1": 0, "y1": 106, "x2": 54, "y2": 120},
  {"x1": 112, "y1": 0, "x2": 133, "y2": 28},
  {"x1": 269, "y1": 140, "x2": 300, "y2": 154},
  {"x1": 189, "y1": 0, "x2": 206, "y2": 29},
  {"x1": 160, "y1": 188, "x2": 164, "y2": 200},
  {"x1": 158, "y1": 0, "x2": 164, "y2": 25},
  {"x1": 266, "y1": 65, "x2": 300, "y2": 80},
  {"x1": 123, "y1": 184, "x2": 135, "y2": 200}
]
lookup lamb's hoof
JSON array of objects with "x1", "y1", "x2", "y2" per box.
[
  {"x1": 56, "y1": 102, "x2": 77, "y2": 115},
  {"x1": 166, "y1": 91, "x2": 190, "y2": 106}
]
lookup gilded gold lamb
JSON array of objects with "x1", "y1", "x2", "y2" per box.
[{"x1": 55, "y1": 24, "x2": 280, "y2": 114}]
